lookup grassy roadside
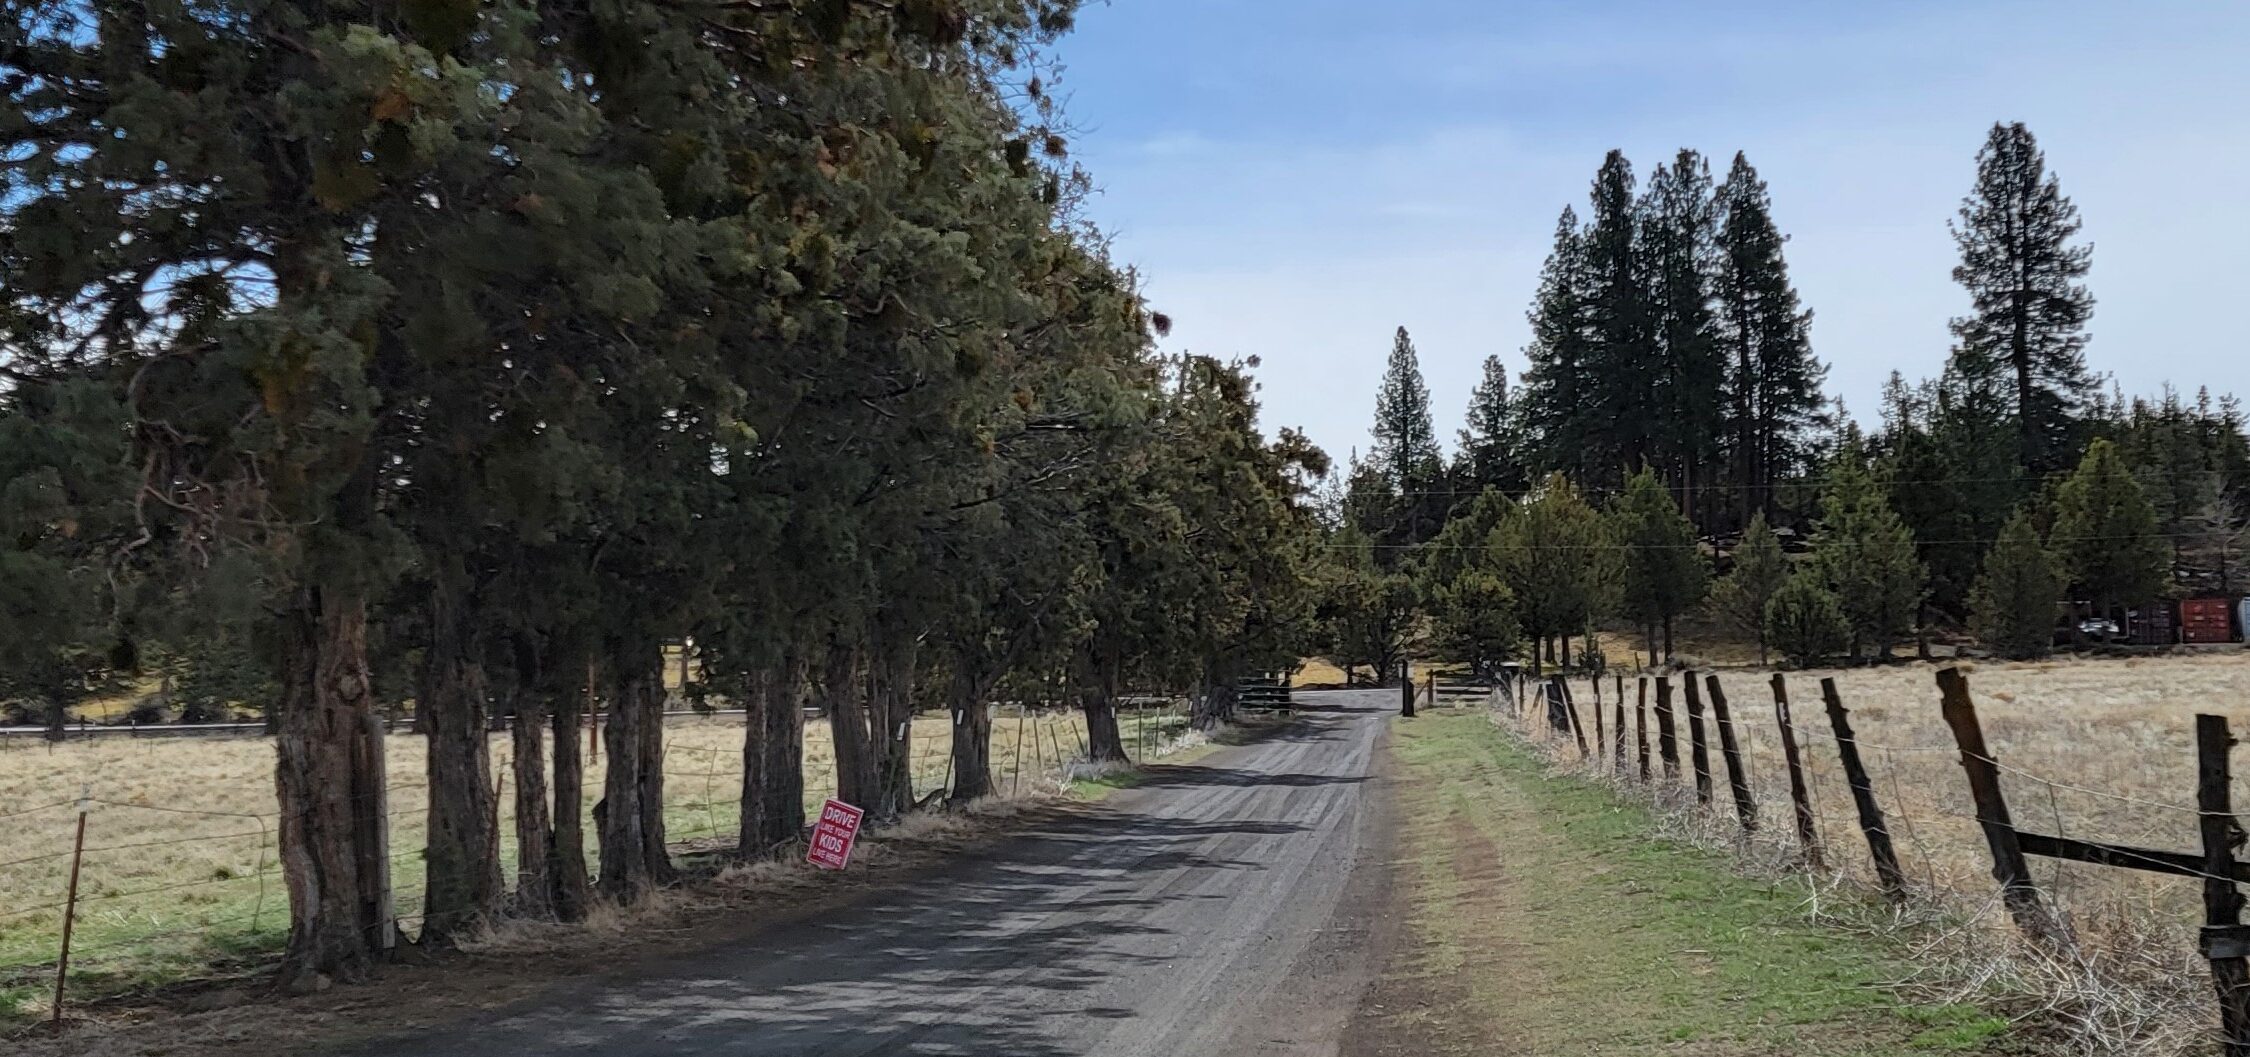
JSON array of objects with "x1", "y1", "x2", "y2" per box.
[{"x1": 1376, "y1": 712, "x2": 2016, "y2": 1056}]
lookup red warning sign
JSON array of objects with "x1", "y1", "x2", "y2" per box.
[{"x1": 807, "y1": 798, "x2": 865, "y2": 870}]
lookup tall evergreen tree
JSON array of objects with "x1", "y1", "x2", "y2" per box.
[
  {"x1": 1947, "y1": 122, "x2": 2096, "y2": 476},
  {"x1": 1456, "y1": 354, "x2": 1524, "y2": 499},
  {"x1": 1640, "y1": 150, "x2": 1727, "y2": 531},
  {"x1": 1716, "y1": 152, "x2": 1826, "y2": 526},
  {"x1": 1516, "y1": 208, "x2": 1597, "y2": 482},
  {"x1": 1366, "y1": 326, "x2": 1445, "y2": 551},
  {"x1": 1580, "y1": 151, "x2": 1659, "y2": 484}
]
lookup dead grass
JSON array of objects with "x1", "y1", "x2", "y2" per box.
[
  {"x1": 1512, "y1": 646, "x2": 2250, "y2": 1056},
  {"x1": 0, "y1": 702, "x2": 1188, "y2": 1020}
]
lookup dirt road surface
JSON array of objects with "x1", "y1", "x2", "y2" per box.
[{"x1": 361, "y1": 690, "x2": 1400, "y2": 1057}]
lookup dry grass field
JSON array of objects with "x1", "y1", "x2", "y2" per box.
[
  {"x1": 1513, "y1": 648, "x2": 2250, "y2": 1054},
  {"x1": 0, "y1": 703, "x2": 1188, "y2": 1020}
]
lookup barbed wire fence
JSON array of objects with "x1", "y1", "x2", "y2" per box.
[{"x1": 1488, "y1": 664, "x2": 2250, "y2": 1057}]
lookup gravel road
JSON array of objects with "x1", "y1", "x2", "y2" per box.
[{"x1": 363, "y1": 689, "x2": 1401, "y2": 1057}]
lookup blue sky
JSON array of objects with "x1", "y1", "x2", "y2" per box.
[{"x1": 1054, "y1": 0, "x2": 2250, "y2": 464}]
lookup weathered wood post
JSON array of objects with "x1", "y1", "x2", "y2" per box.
[
  {"x1": 1612, "y1": 674, "x2": 1627, "y2": 773},
  {"x1": 1822, "y1": 677, "x2": 1907, "y2": 904},
  {"x1": 51, "y1": 789, "x2": 88, "y2": 1027},
  {"x1": 1682, "y1": 673, "x2": 1714, "y2": 805},
  {"x1": 2196, "y1": 714, "x2": 2250, "y2": 1057},
  {"x1": 1400, "y1": 660, "x2": 1416, "y2": 718},
  {"x1": 1592, "y1": 679, "x2": 1605, "y2": 766},
  {"x1": 1634, "y1": 677, "x2": 1650, "y2": 781},
  {"x1": 1654, "y1": 676, "x2": 1680, "y2": 783},
  {"x1": 1705, "y1": 674, "x2": 1758, "y2": 832},
  {"x1": 1552, "y1": 677, "x2": 1590, "y2": 758},
  {"x1": 1772, "y1": 674, "x2": 1822, "y2": 869},
  {"x1": 1936, "y1": 667, "x2": 2068, "y2": 945}
]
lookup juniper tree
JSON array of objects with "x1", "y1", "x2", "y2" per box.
[
  {"x1": 1765, "y1": 572, "x2": 1850, "y2": 668},
  {"x1": 1948, "y1": 122, "x2": 2096, "y2": 477},
  {"x1": 1498, "y1": 474, "x2": 1617, "y2": 670}
]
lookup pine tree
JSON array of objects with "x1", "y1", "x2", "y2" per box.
[
  {"x1": 1516, "y1": 208, "x2": 1597, "y2": 482},
  {"x1": 1457, "y1": 354, "x2": 1524, "y2": 499},
  {"x1": 1711, "y1": 510, "x2": 1789, "y2": 664},
  {"x1": 1366, "y1": 326, "x2": 1446, "y2": 554},
  {"x1": 1716, "y1": 152, "x2": 1827, "y2": 526},
  {"x1": 1811, "y1": 447, "x2": 1927, "y2": 661},
  {"x1": 1580, "y1": 151, "x2": 1659, "y2": 484},
  {"x1": 1640, "y1": 150, "x2": 1728, "y2": 531},
  {"x1": 1766, "y1": 571, "x2": 1851, "y2": 668},
  {"x1": 1970, "y1": 508, "x2": 2063, "y2": 659},
  {"x1": 1610, "y1": 467, "x2": 1710, "y2": 663},
  {"x1": 1497, "y1": 474, "x2": 1617, "y2": 671},
  {"x1": 2052, "y1": 438, "x2": 2168, "y2": 632},
  {"x1": 1947, "y1": 122, "x2": 2096, "y2": 476}
]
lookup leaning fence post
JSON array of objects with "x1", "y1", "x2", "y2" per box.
[
  {"x1": 51, "y1": 786, "x2": 89, "y2": 1027},
  {"x1": 1822, "y1": 677, "x2": 1907, "y2": 904},
  {"x1": 2196, "y1": 713, "x2": 2250, "y2": 1057},
  {"x1": 1682, "y1": 673, "x2": 1714, "y2": 805},
  {"x1": 1772, "y1": 674, "x2": 1822, "y2": 869},
  {"x1": 1936, "y1": 667, "x2": 2068, "y2": 945},
  {"x1": 1551, "y1": 677, "x2": 1590, "y2": 758},
  {"x1": 1592, "y1": 679, "x2": 1605, "y2": 766},
  {"x1": 1654, "y1": 676, "x2": 1680, "y2": 782},
  {"x1": 1634, "y1": 677, "x2": 1650, "y2": 781},
  {"x1": 1705, "y1": 674, "x2": 1758, "y2": 832}
]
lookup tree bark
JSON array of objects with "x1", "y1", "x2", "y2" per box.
[
  {"x1": 865, "y1": 625, "x2": 918, "y2": 820},
  {"x1": 1192, "y1": 664, "x2": 1240, "y2": 731},
  {"x1": 948, "y1": 681, "x2": 995, "y2": 802},
  {"x1": 418, "y1": 584, "x2": 501, "y2": 947},
  {"x1": 1078, "y1": 647, "x2": 1129, "y2": 763},
  {"x1": 739, "y1": 652, "x2": 808, "y2": 856},
  {"x1": 272, "y1": 587, "x2": 392, "y2": 993},
  {"x1": 546, "y1": 665, "x2": 590, "y2": 921},
  {"x1": 597, "y1": 641, "x2": 671, "y2": 901},
  {"x1": 822, "y1": 644, "x2": 875, "y2": 809},
  {"x1": 508, "y1": 687, "x2": 553, "y2": 921}
]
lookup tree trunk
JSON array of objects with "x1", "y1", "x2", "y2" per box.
[
  {"x1": 597, "y1": 642, "x2": 671, "y2": 901},
  {"x1": 1662, "y1": 613, "x2": 1675, "y2": 662},
  {"x1": 508, "y1": 687, "x2": 553, "y2": 921},
  {"x1": 739, "y1": 652, "x2": 808, "y2": 856},
  {"x1": 546, "y1": 667, "x2": 590, "y2": 922},
  {"x1": 43, "y1": 697, "x2": 65, "y2": 742},
  {"x1": 1560, "y1": 633, "x2": 1572, "y2": 669},
  {"x1": 1192, "y1": 661, "x2": 1240, "y2": 730},
  {"x1": 273, "y1": 587, "x2": 392, "y2": 993},
  {"x1": 865, "y1": 626, "x2": 918, "y2": 820},
  {"x1": 1078, "y1": 648, "x2": 1129, "y2": 763},
  {"x1": 419, "y1": 586, "x2": 500, "y2": 947},
  {"x1": 823, "y1": 644, "x2": 875, "y2": 809},
  {"x1": 948, "y1": 678, "x2": 995, "y2": 803}
]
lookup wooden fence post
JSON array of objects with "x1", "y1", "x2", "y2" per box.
[
  {"x1": 1772, "y1": 674, "x2": 1822, "y2": 870},
  {"x1": 1654, "y1": 676, "x2": 1680, "y2": 783},
  {"x1": 1682, "y1": 673, "x2": 1714, "y2": 805},
  {"x1": 1551, "y1": 677, "x2": 1590, "y2": 758},
  {"x1": 1936, "y1": 667, "x2": 2068, "y2": 945},
  {"x1": 1592, "y1": 678, "x2": 1605, "y2": 766},
  {"x1": 51, "y1": 789, "x2": 88, "y2": 1027},
  {"x1": 1634, "y1": 677, "x2": 1650, "y2": 781},
  {"x1": 1612, "y1": 674, "x2": 1627, "y2": 773},
  {"x1": 1705, "y1": 674, "x2": 1758, "y2": 832},
  {"x1": 2196, "y1": 714, "x2": 2250, "y2": 1057},
  {"x1": 1400, "y1": 660, "x2": 1416, "y2": 718},
  {"x1": 1821, "y1": 677, "x2": 1908, "y2": 904}
]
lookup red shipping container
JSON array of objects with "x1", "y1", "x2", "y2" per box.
[{"x1": 2182, "y1": 597, "x2": 2238, "y2": 644}]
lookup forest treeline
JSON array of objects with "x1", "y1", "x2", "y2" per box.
[
  {"x1": 1324, "y1": 127, "x2": 2249, "y2": 682},
  {"x1": 1, "y1": 0, "x2": 1339, "y2": 989}
]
